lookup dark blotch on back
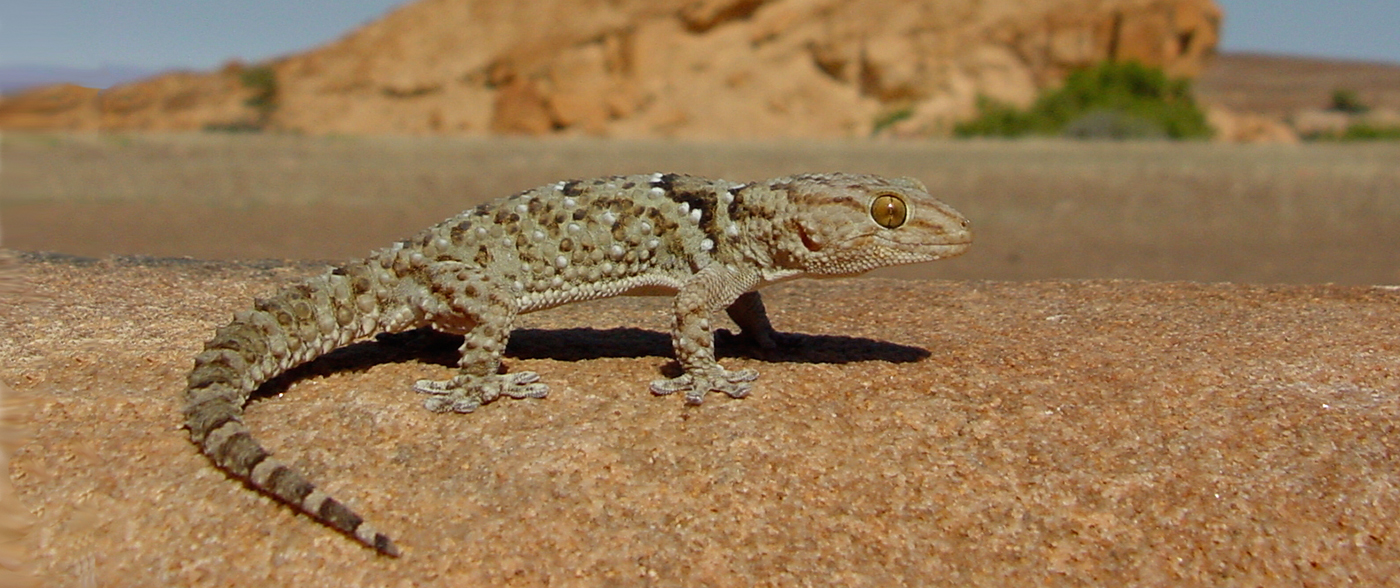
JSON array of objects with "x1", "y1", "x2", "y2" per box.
[
  {"x1": 726, "y1": 185, "x2": 747, "y2": 218},
  {"x1": 450, "y1": 220, "x2": 473, "y2": 244}
]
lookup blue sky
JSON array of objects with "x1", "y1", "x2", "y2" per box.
[{"x1": 1, "y1": 0, "x2": 1398, "y2": 73}]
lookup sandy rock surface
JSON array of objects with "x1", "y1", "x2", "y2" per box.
[{"x1": 4, "y1": 254, "x2": 1400, "y2": 586}]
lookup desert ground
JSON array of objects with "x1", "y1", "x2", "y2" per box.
[
  {"x1": 2, "y1": 134, "x2": 1400, "y2": 586},
  {"x1": 4, "y1": 133, "x2": 1400, "y2": 284}
]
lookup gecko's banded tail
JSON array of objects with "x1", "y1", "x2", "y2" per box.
[
  {"x1": 184, "y1": 389, "x2": 399, "y2": 556},
  {"x1": 183, "y1": 261, "x2": 406, "y2": 556}
]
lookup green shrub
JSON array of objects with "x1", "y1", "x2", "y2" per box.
[
  {"x1": 240, "y1": 65, "x2": 278, "y2": 113},
  {"x1": 1310, "y1": 122, "x2": 1400, "y2": 142},
  {"x1": 204, "y1": 65, "x2": 279, "y2": 133},
  {"x1": 955, "y1": 61, "x2": 1212, "y2": 140},
  {"x1": 871, "y1": 106, "x2": 915, "y2": 136},
  {"x1": 953, "y1": 95, "x2": 1042, "y2": 137},
  {"x1": 202, "y1": 121, "x2": 267, "y2": 133},
  {"x1": 1061, "y1": 110, "x2": 1169, "y2": 140},
  {"x1": 1329, "y1": 89, "x2": 1369, "y2": 114}
]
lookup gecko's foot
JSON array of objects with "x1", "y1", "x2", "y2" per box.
[
  {"x1": 413, "y1": 372, "x2": 549, "y2": 413},
  {"x1": 649, "y1": 368, "x2": 759, "y2": 405}
]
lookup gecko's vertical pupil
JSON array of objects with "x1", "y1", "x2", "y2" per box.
[{"x1": 871, "y1": 194, "x2": 907, "y2": 228}]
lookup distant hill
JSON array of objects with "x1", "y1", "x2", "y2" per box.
[
  {"x1": 0, "y1": 64, "x2": 159, "y2": 95},
  {"x1": 1196, "y1": 52, "x2": 1400, "y2": 115},
  {"x1": 1190, "y1": 52, "x2": 1400, "y2": 142}
]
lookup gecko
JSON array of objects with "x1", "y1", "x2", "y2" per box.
[{"x1": 182, "y1": 172, "x2": 972, "y2": 556}]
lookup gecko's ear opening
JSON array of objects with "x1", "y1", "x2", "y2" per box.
[{"x1": 796, "y1": 222, "x2": 824, "y2": 252}]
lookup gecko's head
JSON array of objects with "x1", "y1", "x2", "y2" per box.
[{"x1": 770, "y1": 173, "x2": 972, "y2": 276}]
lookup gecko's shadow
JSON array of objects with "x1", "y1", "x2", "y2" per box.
[{"x1": 254, "y1": 326, "x2": 929, "y2": 398}]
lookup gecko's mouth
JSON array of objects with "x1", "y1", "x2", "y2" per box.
[
  {"x1": 880, "y1": 236, "x2": 972, "y2": 265},
  {"x1": 875, "y1": 231, "x2": 972, "y2": 254},
  {"x1": 809, "y1": 239, "x2": 970, "y2": 275},
  {"x1": 923, "y1": 241, "x2": 972, "y2": 260}
]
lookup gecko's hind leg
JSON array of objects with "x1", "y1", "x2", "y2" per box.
[
  {"x1": 409, "y1": 321, "x2": 549, "y2": 413},
  {"x1": 410, "y1": 264, "x2": 548, "y2": 413}
]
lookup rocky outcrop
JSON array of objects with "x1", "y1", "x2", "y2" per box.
[
  {"x1": 0, "y1": 0, "x2": 1221, "y2": 138},
  {"x1": 0, "y1": 84, "x2": 100, "y2": 130},
  {"x1": 1206, "y1": 107, "x2": 1299, "y2": 144},
  {"x1": 1193, "y1": 52, "x2": 1400, "y2": 143}
]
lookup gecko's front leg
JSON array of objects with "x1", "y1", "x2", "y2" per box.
[{"x1": 650, "y1": 265, "x2": 762, "y2": 405}]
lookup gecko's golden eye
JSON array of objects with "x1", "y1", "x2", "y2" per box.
[{"x1": 870, "y1": 193, "x2": 908, "y2": 229}]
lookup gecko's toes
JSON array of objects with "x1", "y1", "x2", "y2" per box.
[
  {"x1": 650, "y1": 368, "x2": 758, "y2": 404},
  {"x1": 502, "y1": 380, "x2": 549, "y2": 400},
  {"x1": 412, "y1": 378, "x2": 456, "y2": 394},
  {"x1": 414, "y1": 372, "x2": 550, "y2": 413},
  {"x1": 422, "y1": 393, "x2": 481, "y2": 414}
]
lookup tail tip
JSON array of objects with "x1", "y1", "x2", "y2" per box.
[{"x1": 356, "y1": 524, "x2": 400, "y2": 557}]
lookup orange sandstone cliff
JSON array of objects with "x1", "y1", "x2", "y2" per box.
[{"x1": 0, "y1": 0, "x2": 1220, "y2": 138}]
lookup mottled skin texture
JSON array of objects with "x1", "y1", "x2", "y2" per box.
[{"x1": 182, "y1": 173, "x2": 972, "y2": 556}]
